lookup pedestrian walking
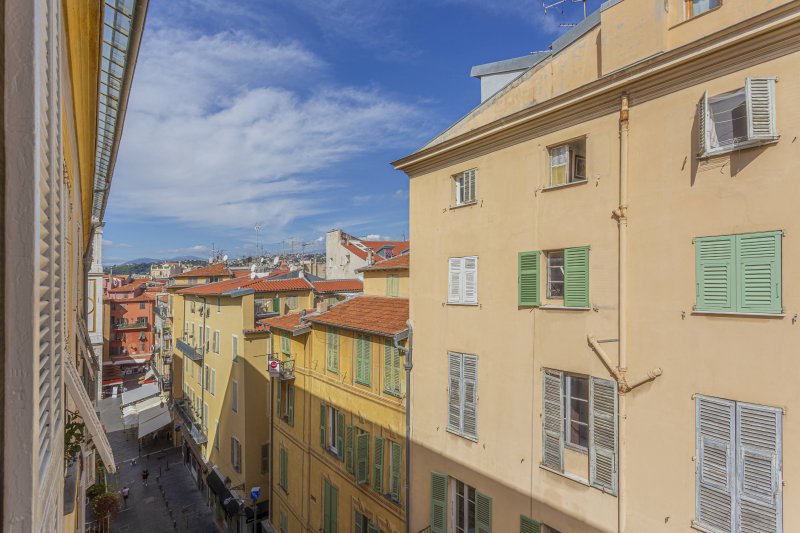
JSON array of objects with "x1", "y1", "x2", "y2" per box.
[
  {"x1": 141, "y1": 467, "x2": 149, "y2": 487},
  {"x1": 121, "y1": 486, "x2": 130, "y2": 508}
]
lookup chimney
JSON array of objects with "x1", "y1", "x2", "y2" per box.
[{"x1": 316, "y1": 301, "x2": 328, "y2": 313}]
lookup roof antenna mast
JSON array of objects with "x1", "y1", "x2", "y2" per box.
[{"x1": 543, "y1": 0, "x2": 587, "y2": 25}]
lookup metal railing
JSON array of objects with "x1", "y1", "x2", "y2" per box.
[
  {"x1": 112, "y1": 320, "x2": 149, "y2": 330},
  {"x1": 267, "y1": 354, "x2": 295, "y2": 380},
  {"x1": 173, "y1": 399, "x2": 207, "y2": 445},
  {"x1": 176, "y1": 338, "x2": 202, "y2": 362}
]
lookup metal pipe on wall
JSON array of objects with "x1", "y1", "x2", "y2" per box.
[
  {"x1": 394, "y1": 320, "x2": 413, "y2": 533},
  {"x1": 617, "y1": 93, "x2": 630, "y2": 533}
]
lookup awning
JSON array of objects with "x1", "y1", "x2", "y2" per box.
[
  {"x1": 121, "y1": 383, "x2": 159, "y2": 406},
  {"x1": 207, "y1": 469, "x2": 241, "y2": 516},
  {"x1": 77, "y1": 315, "x2": 100, "y2": 374},
  {"x1": 137, "y1": 405, "x2": 171, "y2": 439},
  {"x1": 143, "y1": 368, "x2": 155, "y2": 381},
  {"x1": 244, "y1": 501, "x2": 269, "y2": 522},
  {"x1": 64, "y1": 356, "x2": 116, "y2": 473},
  {"x1": 104, "y1": 354, "x2": 152, "y2": 366},
  {"x1": 103, "y1": 379, "x2": 123, "y2": 386}
]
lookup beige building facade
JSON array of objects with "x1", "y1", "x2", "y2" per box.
[{"x1": 394, "y1": 1, "x2": 800, "y2": 532}]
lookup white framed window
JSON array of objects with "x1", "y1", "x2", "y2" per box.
[
  {"x1": 698, "y1": 77, "x2": 777, "y2": 158},
  {"x1": 548, "y1": 138, "x2": 587, "y2": 187},
  {"x1": 454, "y1": 168, "x2": 477, "y2": 206},
  {"x1": 447, "y1": 256, "x2": 478, "y2": 305},
  {"x1": 213, "y1": 330, "x2": 220, "y2": 354},
  {"x1": 231, "y1": 436, "x2": 242, "y2": 472},
  {"x1": 563, "y1": 374, "x2": 589, "y2": 450},
  {"x1": 546, "y1": 251, "x2": 565, "y2": 299},
  {"x1": 447, "y1": 352, "x2": 478, "y2": 441},
  {"x1": 286, "y1": 296, "x2": 298, "y2": 310},
  {"x1": 217, "y1": 297, "x2": 221, "y2": 313},
  {"x1": 327, "y1": 406, "x2": 342, "y2": 455},
  {"x1": 231, "y1": 379, "x2": 239, "y2": 413},
  {"x1": 202, "y1": 402, "x2": 209, "y2": 431},
  {"x1": 685, "y1": 0, "x2": 719, "y2": 19},
  {"x1": 214, "y1": 421, "x2": 220, "y2": 450},
  {"x1": 231, "y1": 335, "x2": 239, "y2": 362}
]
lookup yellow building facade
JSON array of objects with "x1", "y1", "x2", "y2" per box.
[
  {"x1": 394, "y1": 1, "x2": 800, "y2": 532},
  {"x1": 267, "y1": 258, "x2": 410, "y2": 533}
]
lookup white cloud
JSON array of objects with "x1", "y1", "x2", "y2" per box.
[
  {"x1": 109, "y1": 27, "x2": 428, "y2": 233},
  {"x1": 103, "y1": 239, "x2": 132, "y2": 248},
  {"x1": 162, "y1": 244, "x2": 212, "y2": 256},
  {"x1": 362, "y1": 234, "x2": 390, "y2": 241}
]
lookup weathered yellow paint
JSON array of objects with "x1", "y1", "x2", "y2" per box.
[{"x1": 363, "y1": 269, "x2": 409, "y2": 299}]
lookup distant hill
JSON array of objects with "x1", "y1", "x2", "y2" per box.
[
  {"x1": 169, "y1": 255, "x2": 205, "y2": 262},
  {"x1": 123, "y1": 257, "x2": 161, "y2": 265}
]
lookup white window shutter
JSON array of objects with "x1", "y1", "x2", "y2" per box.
[
  {"x1": 746, "y1": 77, "x2": 777, "y2": 140},
  {"x1": 694, "y1": 395, "x2": 735, "y2": 533},
  {"x1": 455, "y1": 175, "x2": 463, "y2": 205},
  {"x1": 542, "y1": 370, "x2": 563, "y2": 471},
  {"x1": 462, "y1": 354, "x2": 478, "y2": 439},
  {"x1": 463, "y1": 257, "x2": 478, "y2": 304},
  {"x1": 448, "y1": 258, "x2": 462, "y2": 304},
  {"x1": 698, "y1": 90, "x2": 712, "y2": 157},
  {"x1": 447, "y1": 352, "x2": 462, "y2": 433},
  {"x1": 589, "y1": 377, "x2": 617, "y2": 494},
  {"x1": 736, "y1": 402, "x2": 782, "y2": 533}
]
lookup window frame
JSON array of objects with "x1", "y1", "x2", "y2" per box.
[
  {"x1": 447, "y1": 352, "x2": 478, "y2": 441},
  {"x1": 685, "y1": 0, "x2": 719, "y2": 19},
  {"x1": 563, "y1": 373, "x2": 589, "y2": 452},
  {"x1": 453, "y1": 479, "x2": 477, "y2": 533},
  {"x1": 545, "y1": 250, "x2": 565, "y2": 300},
  {"x1": 355, "y1": 333, "x2": 371, "y2": 387},
  {"x1": 326, "y1": 405, "x2": 343, "y2": 455},
  {"x1": 326, "y1": 327, "x2": 340, "y2": 373},
  {"x1": 231, "y1": 334, "x2": 239, "y2": 362},
  {"x1": 231, "y1": 436, "x2": 241, "y2": 473},
  {"x1": 547, "y1": 138, "x2": 588, "y2": 188},
  {"x1": 453, "y1": 168, "x2": 477, "y2": 207},
  {"x1": 447, "y1": 256, "x2": 478, "y2": 306},
  {"x1": 231, "y1": 379, "x2": 239, "y2": 413}
]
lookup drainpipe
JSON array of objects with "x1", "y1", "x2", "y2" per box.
[
  {"x1": 617, "y1": 93, "x2": 629, "y2": 533},
  {"x1": 394, "y1": 321, "x2": 413, "y2": 533}
]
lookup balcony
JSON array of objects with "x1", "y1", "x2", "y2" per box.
[
  {"x1": 173, "y1": 399, "x2": 207, "y2": 445},
  {"x1": 113, "y1": 320, "x2": 149, "y2": 331},
  {"x1": 267, "y1": 354, "x2": 295, "y2": 380},
  {"x1": 176, "y1": 338, "x2": 202, "y2": 362}
]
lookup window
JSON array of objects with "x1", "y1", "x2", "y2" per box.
[
  {"x1": 326, "y1": 327, "x2": 339, "y2": 373},
  {"x1": 698, "y1": 78, "x2": 777, "y2": 158},
  {"x1": 214, "y1": 421, "x2": 219, "y2": 450},
  {"x1": 281, "y1": 334, "x2": 291, "y2": 357},
  {"x1": 386, "y1": 274, "x2": 399, "y2": 297},
  {"x1": 518, "y1": 247, "x2": 589, "y2": 308},
  {"x1": 563, "y1": 374, "x2": 589, "y2": 449},
  {"x1": 213, "y1": 331, "x2": 219, "y2": 354},
  {"x1": 355, "y1": 428, "x2": 370, "y2": 485},
  {"x1": 205, "y1": 326, "x2": 210, "y2": 352},
  {"x1": 695, "y1": 231, "x2": 782, "y2": 314},
  {"x1": 541, "y1": 370, "x2": 617, "y2": 493},
  {"x1": 203, "y1": 402, "x2": 208, "y2": 431},
  {"x1": 230, "y1": 436, "x2": 241, "y2": 472},
  {"x1": 231, "y1": 335, "x2": 239, "y2": 362},
  {"x1": 548, "y1": 138, "x2": 586, "y2": 187},
  {"x1": 322, "y1": 479, "x2": 338, "y2": 533},
  {"x1": 355, "y1": 334, "x2": 371, "y2": 386},
  {"x1": 197, "y1": 363, "x2": 202, "y2": 385},
  {"x1": 685, "y1": 0, "x2": 718, "y2": 19},
  {"x1": 231, "y1": 379, "x2": 238, "y2": 413},
  {"x1": 216, "y1": 297, "x2": 221, "y2": 313},
  {"x1": 354, "y1": 511, "x2": 380, "y2": 533},
  {"x1": 694, "y1": 396, "x2": 782, "y2": 533},
  {"x1": 111, "y1": 303, "x2": 116, "y2": 310},
  {"x1": 372, "y1": 436, "x2": 384, "y2": 493},
  {"x1": 321, "y1": 403, "x2": 344, "y2": 461},
  {"x1": 190, "y1": 301, "x2": 196, "y2": 314},
  {"x1": 447, "y1": 256, "x2": 478, "y2": 305},
  {"x1": 429, "y1": 474, "x2": 492, "y2": 533},
  {"x1": 276, "y1": 382, "x2": 295, "y2": 426},
  {"x1": 447, "y1": 352, "x2": 478, "y2": 441},
  {"x1": 383, "y1": 339, "x2": 402, "y2": 397},
  {"x1": 521, "y1": 516, "x2": 561, "y2": 533},
  {"x1": 261, "y1": 444, "x2": 269, "y2": 474},
  {"x1": 286, "y1": 296, "x2": 298, "y2": 310},
  {"x1": 279, "y1": 447, "x2": 288, "y2": 493},
  {"x1": 280, "y1": 511, "x2": 288, "y2": 533},
  {"x1": 139, "y1": 302, "x2": 145, "y2": 309},
  {"x1": 388, "y1": 440, "x2": 402, "y2": 503},
  {"x1": 454, "y1": 168, "x2": 477, "y2": 206}
]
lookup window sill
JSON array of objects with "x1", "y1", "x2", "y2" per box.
[
  {"x1": 541, "y1": 180, "x2": 588, "y2": 192},
  {"x1": 539, "y1": 464, "x2": 591, "y2": 488},
  {"x1": 538, "y1": 305, "x2": 592, "y2": 311},
  {"x1": 446, "y1": 302, "x2": 479, "y2": 307},
  {"x1": 564, "y1": 443, "x2": 589, "y2": 455},
  {"x1": 671, "y1": 4, "x2": 722, "y2": 29},
  {"x1": 698, "y1": 137, "x2": 779, "y2": 160},
  {"x1": 383, "y1": 390, "x2": 403, "y2": 399},
  {"x1": 448, "y1": 201, "x2": 478, "y2": 210},
  {"x1": 446, "y1": 427, "x2": 478, "y2": 443},
  {"x1": 692, "y1": 310, "x2": 785, "y2": 318}
]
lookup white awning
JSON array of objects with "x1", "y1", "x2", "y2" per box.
[
  {"x1": 64, "y1": 356, "x2": 116, "y2": 473},
  {"x1": 76, "y1": 315, "x2": 100, "y2": 375},
  {"x1": 122, "y1": 395, "x2": 164, "y2": 427},
  {"x1": 121, "y1": 383, "x2": 159, "y2": 406},
  {"x1": 137, "y1": 405, "x2": 172, "y2": 439}
]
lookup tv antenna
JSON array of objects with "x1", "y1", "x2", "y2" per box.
[
  {"x1": 254, "y1": 223, "x2": 263, "y2": 257},
  {"x1": 543, "y1": 0, "x2": 587, "y2": 19}
]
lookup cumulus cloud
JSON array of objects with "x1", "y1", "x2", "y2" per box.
[
  {"x1": 103, "y1": 239, "x2": 132, "y2": 248},
  {"x1": 361, "y1": 234, "x2": 391, "y2": 241},
  {"x1": 109, "y1": 27, "x2": 427, "y2": 233}
]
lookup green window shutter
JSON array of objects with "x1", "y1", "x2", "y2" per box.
[
  {"x1": 276, "y1": 382, "x2": 282, "y2": 418},
  {"x1": 320, "y1": 403, "x2": 327, "y2": 448},
  {"x1": 390, "y1": 441, "x2": 401, "y2": 502},
  {"x1": 345, "y1": 425, "x2": 354, "y2": 473},
  {"x1": 272, "y1": 296, "x2": 280, "y2": 313},
  {"x1": 695, "y1": 235, "x2": 736, "y2": 312},
  {"x1": 367, "y1": 523, "x2": 380, "y2": 533},
  {"x1": 280, "y1": 511, "x2": 288, "y2": 533},
  {"x1": 356, "y1": 334, "x2": 370, "y2": 385},
  {"x1": 336, "y1": 411, "x2": 345, "y2": 461},
  {"x1": 564, "y1": 246, "x2": 589, "y2": 308},
  {"x1": 384, "y1": 339, "x2": 401, "y2": 397},
  {"x1": 373, "y1": 436, "x2": 384, "y2": 494},
  {"x1": 329, "y1": 483, "x2": 338, "y2": 533},
  {"x1": 383, "y1": 339, "x2": 392, "y2": 394},
  {"x1": 354, "y1": 512, "x2": 363, "y2": 533},
  {"x1": 518, "y1": 251, "x2": 540, "y2": 306},
  {"x1": 430, "y1": 472, "x2": 448, "y2": 533},
  {"x1": 476, "y1": 491, "x2": 492, "y2": 533},
  {"x1": 736, "y1": 231, "x2": 782, "y2": 313},
  {"x1": 281, "y1": 334, "x2": 290, "y2": 355},
  {"x1": 287, "y1": 385, "x2": 295, "y2": 427},
  {"x1": 323, "y1": 481, "x2": 330, "y2": 532},
  {"x1": 327, "y1": 328, "x2": 339, "y2": 373},
  {"x1": 280, "y1": 448, "x2": 288, "y2": 491},
  {"x1": 356, "y1": 432, "x2": 369, "y2": 485},
  {"x1": 520, "y1": 516, "x2": 542, "y2": 533}
]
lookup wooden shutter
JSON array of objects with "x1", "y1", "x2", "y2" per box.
[
  {"x1": 373, "y1": 436, "x2": 384, "y2": 493},
  {"x1": 698, "y1": 90, "x2": 711, "y2": 157},
  {"x1": 356, "y1": 432, "x2": 370, "y2": 484},
  {"x1": 695, "y1": 395, "x2": 735, "y2": 533},
  {"x1": 384, "y1": 340, "x2": 402, "y2": 396},
  {"x1": 518, "y1": 251, "x2": 540, "y2": 306},
  {"x1": 448, "y1": 258, "x2": 462, "y2": 303},
  {"x1": 695, "y1": 235, "x2": 736, "y2": 312},
  {"x1": 542, "y1": 370, "x2": 564, "y2": 471},
  {"x1": 329, "y1": 484, "x2": 338, "y2": 533},
  {"x1": 390, "y1": 441, "x2": 401, "y2": 502},
  {"x1": 430, "y1": 472, "x2": 448, "y2": 533},
  {"x1": 462, "y1": 354, "x2": 478, "y2": 439},
  {"x1": 367, "y1": 523, "x2": 380, "y2": 533},
  {"x1": 277, "y1": 382, "x2": 283, "y2": 418},
  {"x1": 447, "y1": 352, "x2": 462, "y2": 433},
  {"x1": 354, "y1": 512, "x2": 363, "y2": 533},
  {"x1": 281, "y1": 334, "x2": 290, "y2": 355},
  {"x1": 564, "y1": 247, "x2": 589, "y2": 308},
  {"x1": 746, "y1": 77, "x2": 777, "y2": 140},
  {"x1": 336, "y1": 411, "x2": 345, "y2": 461},
  {"x1": 261, "y1": 444, "x2": 269, "y2": 474},
  {"x1": 736, "y1": 402, "x2": 782, "y2": 533},
  {"x1": 327, "y1": 328, "x2": 339, "y2": 372},
  {"x1": 736, "y1": 232, "x2": 782, "y2": 314},
  {"x1": 345, "y1": 426, "x2": 354, "y2": 473},
  {"x1": 476, "y1": 491, "x2": 493, "y2": 533},
  {"x1": 280, "y1": 448, "x2": 287, "y2": 490},
  {"x1": 287, "y1": 385, "x2": 295, "y2": 427},
  {"x1": 520, "y1": 516, "x2": 542, "y2": 533},
  {"x1": 280, "y1": 511, "x2": 288, "y2": 533},
  {"x1": 589, "y1": 377, "x2": 618, "y2": 494},
  {"x1": 320, "y1": 403, "x2": 327, "y2": 448},
  {"x1": 356, "y1": 334, "x2": 370, "y2": 385},
  {"x1": 323, "y1": 481, "x2": 330, "y2": 532},
  {"x1": 463, "y1": 257, "x2": 478, "y2": 304}
]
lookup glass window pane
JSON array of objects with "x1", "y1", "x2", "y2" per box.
[
  {"x1": 570, "y1": 376, "x2": 589, "y2": 400},
  {"x1": 709, "y1": 89, "x2": 747, "y2": 147}
]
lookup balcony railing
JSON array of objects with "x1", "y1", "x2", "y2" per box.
[
  {"x1": 112, "y1": 321, "x2": 149, "y2": 331},
  {"x1": 267, "y1": 354, "x2": 295, "y2": 380},
  {"x1": 173, "y1": 399, "x2": 207, "y2": 445},
  {"x1": 176, "y1": 338, "x2": 202, "y2": 362}
]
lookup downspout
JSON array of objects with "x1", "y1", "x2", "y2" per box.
[
  {"x1": 267, "y1": 332, "x2": 275, "y2": 529},
  {"x1": 617, "y1": 92, "x2": 630, "y2": 533},
  {"x1": 394, "y1": 321, "x2": 413, "y2": 533}
]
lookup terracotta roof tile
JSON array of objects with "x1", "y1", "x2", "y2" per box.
[
  {"x1": 312, "y1": 279, "x2": 364, "y2": 293},
  {"x1": 172, "y1": 263, "x2": 234, "y2": 279},
  {"x1": 177, "y1": 276, "x2": 313, "y2": 296},
  {"x1": 357, "y1": 253, "x2": 409, "y2": 272},
  {"x1": 309, "y1": 296, "x2": 408, "y2": 336},
  {"x1": 109, "y1": 279, "x2": 147, "y2": 293},
  {"x1": 258, "y1": 310, "x2": 314, "y2": 333}
]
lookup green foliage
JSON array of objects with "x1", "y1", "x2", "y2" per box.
[
  {"x1": 64, "y1": 411, "x2": 86, "y2": 465},
  {"x1": 92, "y1": 492, "x2": 121, "y2": 521},
  {"x1": 86, "y1": 483, "x2": 107, "y2": 499}
]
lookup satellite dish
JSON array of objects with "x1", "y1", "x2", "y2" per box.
[
  {"x1": 260, "y1": 257, "x2": 265, "y2": 263},
  {"x1": 250, "y1": 265, "x2": 256, "y2": 272},
  {"x1": 223, "y1": 254, "x2": 228, "y2": 261},
  {"x1": 273, "y1": 256, "x2": 280, "y2": 266}
]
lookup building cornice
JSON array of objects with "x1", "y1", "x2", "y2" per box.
[{"x1": 392, "y1": 1, "x2": 800, "y2": 174}]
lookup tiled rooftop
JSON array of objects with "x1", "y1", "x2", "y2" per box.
[
  {"x1": 357, "y1": 253, "x2": 409, "y2": 272},
  {"x1": 312, "y1": 279, "x2": 364, "y2": 293},
  {"x1": 172, "y1": 263, "x2": 233, "y2": 279},
  {"x1": 309, "y1": 296, "x2": 409, "y2": 336}
]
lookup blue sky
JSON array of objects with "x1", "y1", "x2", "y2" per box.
[{"x1": 102, "y1": 0, "x2": 601, "y2": 264}]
